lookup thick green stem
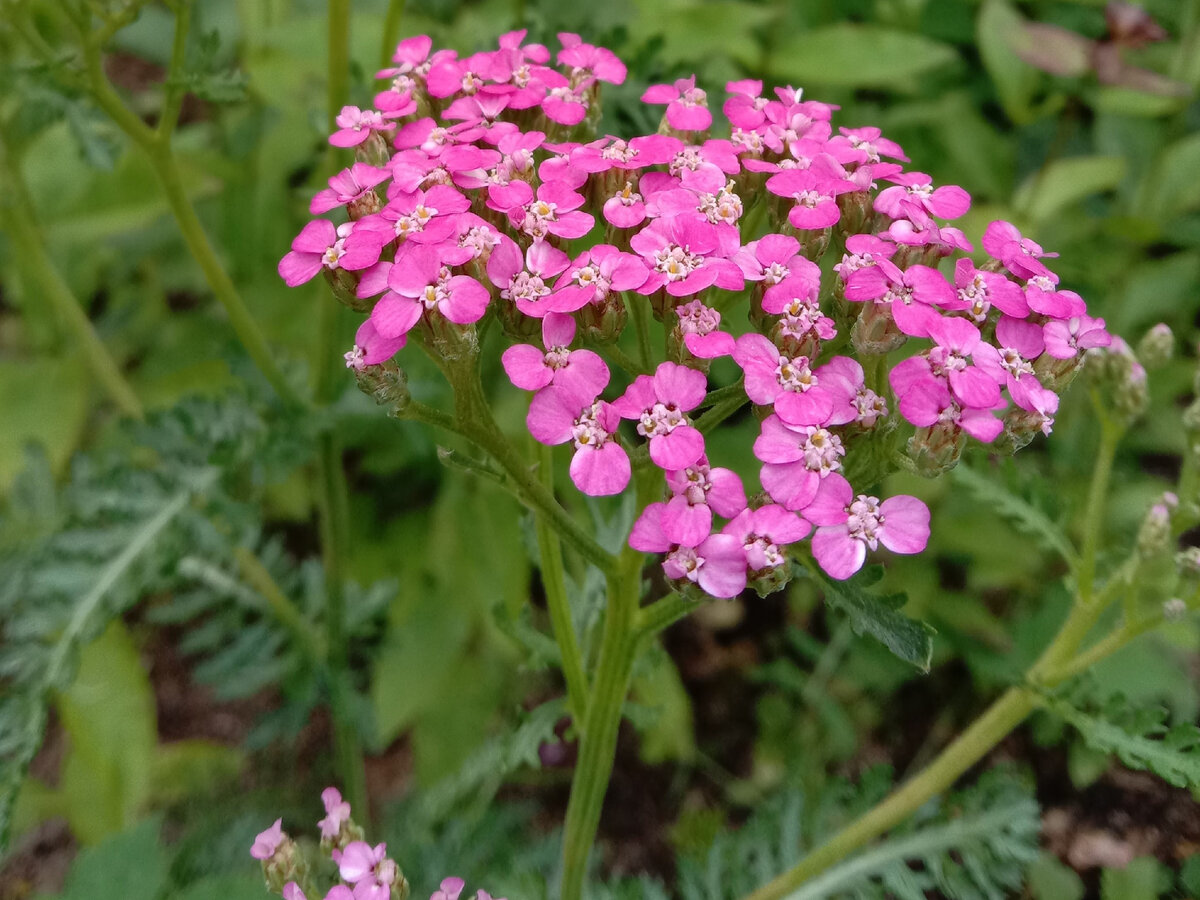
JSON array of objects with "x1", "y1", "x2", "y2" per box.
[
  {"x1": 0, "y1": 136, "x2": 143, "y2": 419},
  {"x1": 535, "y1": 441, "x2": 590, "y2": 720},
  {"x1": 559, "y1": 542, "x2": 643, "y2": 900},
  {"x1": 633, "y1": 592, "x2": 695, "y2": 643},
  {"x1": 629, "y1": 292, "x2": 654, "y2": 371}
]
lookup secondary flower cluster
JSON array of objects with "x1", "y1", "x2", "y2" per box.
[
  {"x1": 251, "y1": 788, "x2": 499, "y2": 900},
  {"x1": 281, "y1": 31, "x2": 1109, "y2": 593}
]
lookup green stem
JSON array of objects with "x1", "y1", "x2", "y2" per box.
[
  {"x1": 328, "y1": 0, "x2": 351, "y2": 131},
  {"x1": 629, "y1": 292, "x2": 654, "y2": 371},
  {"x1": 1076, "y1": 395, "x2": 1122, "y2": 604},
  {"x1": 739, "y1": 415, "x2": 1138, "y2": 900},
  {"x1": 535, "y1": 441, "x2": 590, "y2": 721},
  {"x1": 380, "y1": 0, "x2": 408, "y2": 69},
  {"x1": 76, "y1": 26, "x2": 304, "y2": 409},
  {"x1": 559, "y1": 541, "x2": 644, "y2": 900},
  {"x1": 157, "y1": 0, "x2": 191, "y2": 139},
  {"x1": 0, "y1": 135, "x2": 143, "y2": 419},
  {"x1": 695, "y1": 379, "x2": 748, "y2": 434},
  {"x1": 599, "y1": 340, "x2": 650, "y2": 377},
  {"x1": 633, "y1": 592, "x2": 696, "y2": 643}
]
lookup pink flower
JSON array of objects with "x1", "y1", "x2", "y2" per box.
[
  {"x1": 675, "y1": 299, "x2": 735, "y2": 359},
  {"x1": 251, "y1": 818, "x2": 285, "y2": 860},
  {"x1": 629, "y1": 506, "x2": 747, "y2": 598},
  {"x1": 889, "y1": 316, "x2": 1003, "y2": 411},
  {"x1": 337, "y1": 841, "x2": 403, "y2": 900},
  {"x1": 553, "y1": 245, "x2": 648, "y2": 311},
  {"x1": 278, "y1": 220, "x2": 383, "y2": 287},
  {"x1": 1043, "y1": 315, "x2": 1112, "y2": 359},
  {"x1": 843, "y1": 259, "x2": 954, "y2": 338},
  {"x1": 330, "y1": 106, "x2": 396, "y2": 148},
  {"x1": 367, "y1": 244, "x2": 489, "y2": 337},
  {"x1": 765, "y1": 166, "x2": 857, "y2": 230},
  {"x1": 369, "y1": 184, "x2": 470, "y2": 244},
  {"x1": 527, "y1": 390, "x2": 631, "y2": 496},
  {"x1": 756, "y1": 416, "x2": 847, "y2": 510},
  {"x1": 630, "y1": 215, "x2": 743, "y2": 297},
  {"x1": 611, "y1": 362, "x2": 708, "y2": 470},
  {"x1": 733, "y1": 333, "x2": 836, "y2": 427},
  {"x1": 982, "y1": 220, "x2": 1058, "y2": 280},
  {"x1": 642, "y1": 76, "x2": 712, "y2": 131},
  {"x1": 310, "y1": 163, "x2": 391, "y2": 215},
  {"x1": 954, "y1": 258, "x2": 1028, "y2": 321},
  {"x1": 661, "y1": 456, "x2": 747, "y2": 546},
  {"x1": 487, "y1": 237, "x2": 572, "y2": 318},
  {"x1": 318, "y1": 787, "x2": 352, "y2": 841},
  {"x1": 501, "y1": 312, "x2": 610, "y2": 399},
  {"x1": 722, "y1": 505, "x2": 810, "y2": 571},
  {"x1": 806, "y1": 479, "x2": 930, "y2": 579},
  {"x1": 875, "y1": 171, "x2": 970, "y2": 221},
  {"x1": 431, "y1": 878, "x2": 466, "y2": 900},
  {"x1": 557, "y1": 34, "x2": 627, "y2": 83},
  {"x1": 827, "y1": 126, "x2": 908, "y2": 165}
]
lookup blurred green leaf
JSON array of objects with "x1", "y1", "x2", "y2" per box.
[
  {"x1": 1028, "y1": 851, "x2": 1085, "y2": 900},
  {"x1": 56, "y1": 622, "x2": 157, "y2": 844},
  {"x1": 1014, "y1": 156, "x2": 1127, "y2": 223},
  {"x1": 149, "y1": 740, "x2": 245, "y2": 807},
  {"x1": 631, "y1": 0, "x2": 775, "y2": 68},
  {"x1": 49, "y1": 816, "x2": 168, "y2": 900},
  {"x1": 1137, "y1": 133, "x2": 1200, "y2": 222},
  {"x1": 173, "y1": 875, "x2": 271, "y2": 900},
  {"x1": 977, "y1": 0, "x2": 1042, "y2": 123},
  {"x1": 631, "y1": 644, "x2": 695, "y2": 765},
  {"x1": 1100, "y1": 856, "x2": 1171, "y2": 900},
  {"x1": 0, "y1": 357, "x2": 88, "y2": 491},
  {"x1": 770, "y1": 25, "x2": 958, "y2": 89}
]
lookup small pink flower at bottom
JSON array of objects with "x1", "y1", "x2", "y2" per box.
[
  {"x1": 431, "y1": 877, "x2": 466, "y2": 900},
  {"x1": 283, "y1": 884, "x2": 352, "y2": 900},
  {"x1": 251, "y1": 818, "x2": 285, "y2": 860},
  {"x1": 806, "y1": 478, "x2": 930, "y2": 580}
]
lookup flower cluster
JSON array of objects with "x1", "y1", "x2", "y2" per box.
[
  {"x1": 281, "y1": 31, "x2": 1109, "y2": 594},
  {"x1": 251, "y1": 788, "x2": 499, "y2": 900}
]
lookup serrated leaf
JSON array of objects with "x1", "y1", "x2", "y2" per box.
[
  {"x1": 951, "y1": 464, "x2": 1076, "y2": 567},
  {"x1": 1043, "y1": 694, "x2": 1200, "y2": 788},
  {"x1": 771, "y1": 25, "x2": 958, "y2": 89},
  {"x1": 806, "y1": 566, "x2": 935, "y2": 671}
]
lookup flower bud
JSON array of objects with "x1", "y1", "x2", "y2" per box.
[
  {"x1": 576, "y1": 293, "x2": 628, "y2": 343},
  {"x1": 325, "y1": 267, "x2": 374, "y2": 313},
  {"x1": 1176, "y1": 547, "x2": 1200, "y2": 575},
  {"x1": 251, "y1": 822, "x2": 307, "y2": 895},
  {"x1": 1183, "y1": 399, "x2": 1200, "y2": 435},
  {"x1": 354, "y1": 359, "x2": 410, "y2": 415},
  {"x1": 1163, "y1": 597, "x2": 1187, "y2": 621},
  {"x1": 851, "y1": 302, "x2": 907, "y2": 355},
  {"x1": 906, "y1": 423, "x2": 965, "y2": 477},
  {"x1": 1136, "y1": 502, "x2": 1172, "y2": 558},
  {"x1": 1136, "y1": 323, "x2": 1173, "y2": 370}
]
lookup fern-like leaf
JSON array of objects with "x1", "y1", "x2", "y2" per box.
[{"x1": 952, "y1": 464, "x2": 1076, "y2": 568}]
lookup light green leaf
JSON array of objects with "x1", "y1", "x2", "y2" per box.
[
  {"x1": 1013, "y1": 156, "x2": 1127, "y2": 223},
  {"x1": 1028, "y1": 851, "x2": 1085, "y2": 900},
  {"x1": 951, "y1": 465, "x2": 1076, "y2": 567},
  {"x1": 56, "y1": 623, "x2": 158, "y2": 845},
  {"x1": 0, "y1": 357, "x2": 88, "y2": 492},
  {"x1": 174, "y1": 875, "x2": 278, "y2": 900},
  {"x1": 771, "y1": 25, "x2": 958, "y2": 89},
  {"x1": 1137, "y1": 133, "x2": 1200, "y2": 223},
  {"x1": 1100, "y1": 857, "x2": 1171, "y2": 900},
  {"x1": 631, "y1": 645, "x2": 695, "y2": 765}
]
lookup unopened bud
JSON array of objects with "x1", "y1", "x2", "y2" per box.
[
  {"x1": 354, "y1": 359, "x2": 410, "y2": 415},
  {"x1": 1177, "y1": 547, "x2": 1200, "y2": 575},
  {"x1": 851, "y1": 302, "x2": 907, "y2": 355},
  {"x1": 576, "y1": 292, "x2": 627, "y2": 343},
  {"x1": 907, "y1": 423, "x2": 965, "y2": 477},
  {"x1": 1163, "y1": 597, "x2": 1187, "y2": 620},
  {"x1": 1137, "y1": 323, "x2": 1174, "y2": 370},
  {"x1": 325, "y1": 267, "x2": 373, "y2": 313},
  {"x1": 1136, "y1": 502, "x2": 1172, "y2": 557},
  {"x1": 1183, "y1": 399, "x2": 1200, "y2": 435}
]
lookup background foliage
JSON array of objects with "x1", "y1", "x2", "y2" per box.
[{"x1": 1, "y1": 0, "x2": 1199, "y2": 897}]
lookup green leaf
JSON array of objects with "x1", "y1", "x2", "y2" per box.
[
  {"x1": 771, "y1": 25, "x2": 958, "y2": 89},
  {"x1": 0, "y1": 357, "x2": 88, "y2": 492},
  {"x1": 1137, "y1": 133, "x2": 1200, "y2": 223},
  {"x1": 951, "y1": 464, "x2": 1077, "y2": 567},
  {"x1": 630, "y1": 645, "x2": 695, "y2": 765},
  {"x1": 1100, "y1": 857, "x2": 1171, "y2": 900},
  {"x1": 1013, "y1": 156, "x2": 1127, "y2": 224},
  {"x1": 56, "y1": 622, "x2": 158, "y2": 845},
  {"x1": 805, "y1": 565, "x2": 935, "y2": 672},
  {"x1": 1028, "y1": 851, "x2": 1085, "y2": 900},
  {"x1": 51, "y1": 816, "x2": 169, "y2": 900},
  {"x1": 173, "y1": 875, "x2": 271, "y2": 900},
  {"x1": 976, "y1": 0, "x2": 1042, "y2": 123},
  {"x1": 149, "y1": 740, "x2": 245, "y2": 807},
  {"x1": 1042, "y1": 693, "x2": 1200, "y2": 789}
]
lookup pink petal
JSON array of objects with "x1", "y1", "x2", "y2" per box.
[
  {"x1": 570, "y1": 442, "x2": 631, "y2": 496},
  {"x1": 878, "y1": 496, "x2": 930, "y2": 554},
  {"x1": 650, "y1": 427, "x2": 705, "y2": 470},
  {"x1": 502, "y1": 344, "x2": 553, "y2": 391},
  {"x1": 812, "y1": 527, "x2": 866, "y2": 580}
]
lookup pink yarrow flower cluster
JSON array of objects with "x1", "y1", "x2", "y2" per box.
[
  {"x1": 252, "y1": 789, "x2": 502, "y2": 900},
  {"x1": 282, "y1": 32, "x2": 1108, "y2": 591}
]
